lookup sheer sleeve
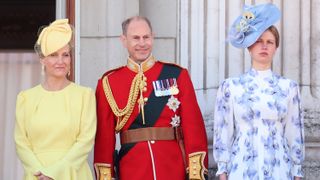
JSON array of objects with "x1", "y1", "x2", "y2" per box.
[
  {"x1": 284, "y1": 82, "x2": 304, "y2": 177},
  {"x1": 213, "y1": 80, "x2": 235, "y2": 176}
]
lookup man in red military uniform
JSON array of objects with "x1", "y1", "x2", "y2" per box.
[{"x1": 94, "y1": 16, "x2": 208, "y2": 180}]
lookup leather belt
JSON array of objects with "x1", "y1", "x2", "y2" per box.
[{"x1": 120, "y1": 127, "x2": 181, "y2": 144}]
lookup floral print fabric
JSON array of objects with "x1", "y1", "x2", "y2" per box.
[{"x1": 214, "y1": 68, "x2": 304, "y2": 180}]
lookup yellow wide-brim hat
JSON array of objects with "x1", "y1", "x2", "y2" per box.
[{"x1": 36, "y1": 19, "x2": 72, "y2": 57}]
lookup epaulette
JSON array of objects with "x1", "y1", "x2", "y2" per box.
[
  {"x1": 101, "y1": 66, "x2": 126, "y2": 79},
  {"x1": 158, "y1": 60, "x2": 185, "y2": 69}
]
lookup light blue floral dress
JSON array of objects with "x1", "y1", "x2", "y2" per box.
[{"x1": 213, "y1": 68, "x2": 304, "y2": 180}]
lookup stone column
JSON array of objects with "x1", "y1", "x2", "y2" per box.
[{"x1": 80, "y1": 0, "x2": 139, "y2": 88}]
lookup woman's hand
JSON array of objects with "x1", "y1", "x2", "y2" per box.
[
  {"x1": 34, "y1": 171, "x2": 53, "y2": 180},
  {"x1": 294, "y1": 177, "x2": 301, "y2": 180},
  {"x1": 219, "y1": 173, "x2": 227, "y2": 180}
]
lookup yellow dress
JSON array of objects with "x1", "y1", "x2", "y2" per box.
[{"x1": 14, "y1": 83, "x2": 96, "y2": 180}]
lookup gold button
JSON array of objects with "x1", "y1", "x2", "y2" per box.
[
  {"x1": 193, "y1": 171, "x2": 197, "y2": 175},
  {"x1": 193, "y1": 166, "x2": 197, "y2": 170},
  {"x1": 144, "y1": 97, "x2": 148, "y2": 102},
  {"x1": 192, "y1": 160, "x2": 196, "y2": 163}
]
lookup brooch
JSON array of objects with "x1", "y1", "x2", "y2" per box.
[
  {"x1": 236, "y1": 11, "x2": 256, "y2": 33},
  {"x1": 170, "y1": 114, "x2": 181, "y2": 127},
  {"x1": 167, "y1": 95, "x2": 180, "y2": 112}
]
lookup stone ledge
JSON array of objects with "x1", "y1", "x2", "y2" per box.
[
  {"x1": 304, "y1": 109, "x2": 320, "y2": 141},
  {"x1": 303, "y1": 161, "x2": 320, "y2": 180}
]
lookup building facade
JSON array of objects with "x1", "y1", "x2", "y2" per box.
[{"x1": 1, "y1": 0, "x2": 319, "y2": 179}]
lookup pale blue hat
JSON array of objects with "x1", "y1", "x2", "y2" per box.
[{"x1": 228, "y1": 3, "x2": 281, "y2": 48}]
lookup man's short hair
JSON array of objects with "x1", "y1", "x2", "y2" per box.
[{"x1": 121, "y1": 16, "x2": 153, "y2": 35}]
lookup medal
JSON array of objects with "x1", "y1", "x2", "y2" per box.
[{"x1": 153, "y1": 78, "x2": 180, "y2": 97}]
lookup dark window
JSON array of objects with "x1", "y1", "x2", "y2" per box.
[{"x1": 0, "y1": 0, "x2": 55, "y2": 50}]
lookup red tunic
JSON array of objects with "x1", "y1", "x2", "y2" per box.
[{"x1": 94, "y1": 60, "x2": 208, "y2": 180}]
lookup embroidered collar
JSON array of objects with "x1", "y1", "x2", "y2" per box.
[{"x1": 127, "y1": 55, "x2": 156, "y2": 73}]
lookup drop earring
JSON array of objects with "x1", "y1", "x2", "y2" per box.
[{"x1": 41, "y1": 65, "x2": 45, "y2": 76}]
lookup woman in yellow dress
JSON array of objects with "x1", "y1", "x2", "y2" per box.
[{"x1": 14, "y1": 19, "x2": 96, "y2": 180}]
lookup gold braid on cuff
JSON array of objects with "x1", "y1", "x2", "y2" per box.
[
  {"x1": 187, "y1": 151, "x2": 208, "y2": 180},
  {"x1": 94, "y1": 163, "x2": 112, "y2": 180}
]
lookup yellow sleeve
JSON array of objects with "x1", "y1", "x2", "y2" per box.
[
  {"x1": 41, "y1": 89, "x2": 97, "y2": 179},
  {"x1": 14, "y1": 91, "x2": 43, "y2": 174}
]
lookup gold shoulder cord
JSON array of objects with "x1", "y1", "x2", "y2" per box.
[{"x1": 102, "y1": 71, "x2": 146, "y2": 133}]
